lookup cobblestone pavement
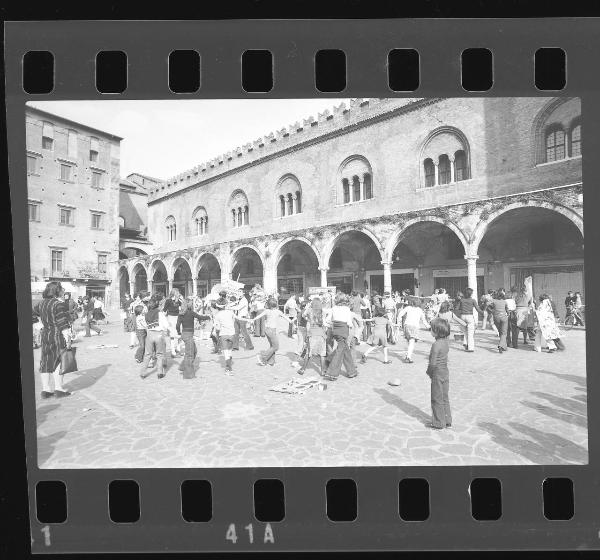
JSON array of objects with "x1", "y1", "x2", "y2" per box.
[{"x1": 33, "y1": 320, "x2": 588, "y2": 468}]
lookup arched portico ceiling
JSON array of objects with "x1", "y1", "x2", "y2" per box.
[
  {"x1": 194, "y1": 252, "x2": 222, "y2": 276},
  {"x1": 170, "y1": 255, "x2": 193, "y2": 280},
  {"x1": 230, "y1": 244, "x2": 266, "y2": 270},
  {"x1": 322, "y1": 225, "x2": 384, "y2": 267},
  {"x1": 471, "y1": 200, "x2": 583, "y2": 255},
  {"x1": 271, "y1": 236, "x2": 322, "y2": 269},
  {"x1": 384, "y1": 216, "x2": 470, "y2": 262}
]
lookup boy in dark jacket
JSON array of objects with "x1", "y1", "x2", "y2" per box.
[{"x1": 176, "y1": 298, "x2": 211, "y2": 378}]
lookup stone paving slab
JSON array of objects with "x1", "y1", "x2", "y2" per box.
[{"x1": 31, "y1": 320, "x2": 588, "y2": 468}]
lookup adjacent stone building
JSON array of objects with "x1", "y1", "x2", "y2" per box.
[
  {"x1": 27, "y1": 106, "x2": 122, "y2": 306},
  {"x1": 119, "y1": 97, "x2": 584, "y2": 318},
  {"x1": 119, "y1": 173, "x2": 161, "y2": 258}
]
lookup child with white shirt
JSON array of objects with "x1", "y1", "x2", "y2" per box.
[
  {"x1": 396, "y1": 297, "x2": 430, "y2": 363},
  {"x1": 248, "y1": 298, "x2": 294, "y2": 366}
]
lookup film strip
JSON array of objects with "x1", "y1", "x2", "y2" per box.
[{"x1": 5, "y1": 19, "x2": 598, "y2": 553}]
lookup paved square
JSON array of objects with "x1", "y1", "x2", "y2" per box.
[{"x1": 34, "y1": 320, "x2": 588, "y2": 468}]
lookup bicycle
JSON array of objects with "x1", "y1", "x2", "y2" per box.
[{"x1": 563, "y1": 305, "x2": 585, "y2": 331}]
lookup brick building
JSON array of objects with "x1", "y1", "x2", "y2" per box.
[
  {"x1": 119, "y1": 97, "x2": 584, "y2": 318},
  {"x1": 26, "y1": 106, "x2": 122, "y2": 307},
  {"x1": 119, "y1": 173, "x2": 161, "y2": 257}
]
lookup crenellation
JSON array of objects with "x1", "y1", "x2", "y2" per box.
[{"x1": 150, "y1": 98, "x2": 432, "y2": 201}]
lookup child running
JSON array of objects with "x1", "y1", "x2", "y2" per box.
[
  {"x1": 297, "y1": 297, "x2": 327, "y2": 375},
  {"x1": 397, "y1": 296, "x2": 430, "y2": 363},
  {"x1": 212, "y1": 297, "x2": 236, "y2": 373},
  {"x1": 248, "y1": 298, "x2": 294, "y2": 366},
  {"x1": 426, "y1": 317, "x2": 452, "y2": 429},
  {"x1": 360, "y1": 305, "x2": 392, "y2": 364},
  {"x1": 134, "y1": 304, "x2": 148, "y2": 363}
]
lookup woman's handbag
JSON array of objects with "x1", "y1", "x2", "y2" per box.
[{"x1": 60, "y1": 346, "x2": 78, "y2": 374}]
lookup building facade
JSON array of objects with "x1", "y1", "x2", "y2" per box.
[
  {"x1": 27, "y1": 106, "x2": 122, "y2": 306},
  {"x1": 119, "y1": 97, "x2": 584, "y2": 318}
]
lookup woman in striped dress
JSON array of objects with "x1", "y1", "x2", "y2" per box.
[{"x1": 33, "y1": 281, "x2": 72, "y2": 398}]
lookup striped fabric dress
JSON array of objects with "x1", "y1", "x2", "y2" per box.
[{"x1": 33, "y1": 298, "x2": 70, "y2": 373}]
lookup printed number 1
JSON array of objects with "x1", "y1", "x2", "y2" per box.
[
  {"x1": 245, "y1": 523, "x2": 254, "y2": 544},
  {"x1": 41, "y1": 526, "x2": 51, "y2": 546}
]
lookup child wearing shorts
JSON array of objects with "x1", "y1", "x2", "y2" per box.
[
  {"x1": 426, "y1": 317, "x2": 452, "y2": 429},
  {"x1": 360, "y1": 306, "x2": 391, "y2": 364},
  {"x1": 397, "y1": 297, "x2": 430, "y2": 363}
]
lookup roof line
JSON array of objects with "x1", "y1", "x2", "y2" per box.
[{"x1": 26, "y1": 105, "x2": 124, "y2": 141}]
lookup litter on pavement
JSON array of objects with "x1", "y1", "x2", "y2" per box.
[{"x1": 269, "y1": 376, "x2": 322, "y2": 395}]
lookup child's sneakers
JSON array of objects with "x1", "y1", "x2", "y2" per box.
[{"x1": 404, "y1": 357, "x2": 414, "y2": 363}]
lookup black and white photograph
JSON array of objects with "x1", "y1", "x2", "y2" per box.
[{"x1": 27, "y1": 96, "x2": 586, "y2": 468}]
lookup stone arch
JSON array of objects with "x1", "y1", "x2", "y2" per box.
[
  {"x1": 384, "y1": 216, "x2": 470, "y2": 262},
  {"x1": 336, "y1": 155, "x2": 374, "y2": 204},
  {"x1": 130, "y1": 261, "x2": 148, "y2": 294},
  {"x1": 322, "y1": 225, "x2": 384, "y2": 268},
  {"x1": 275, "y1": 174, "x2": 303, "y2": 217},
  {"x1": 271, "y1": 236, "x2": 322, "y2": 269},
  {"x1": 531, "y1": 97, "x2": 581, "y2": 164},
  {"x1": 149, "y1": 257, "x2": 169, "y2": 278},
  {"x1": 417, "y1": 126, "x2": 472, "y2": 188},
  {"x1": 193, "y1": 251, "x2": 222, "y2": 277},
  {"x1": 471, "y1": 200, "x2": 584, "y2": 255},
  {"x1": 228, "y1": 189, "x2": 250, "y2": 227},
  {"x1": 230, "y1": 244, "x2": 265, "y2": 287},
  {"x1": 230, "y1": 243, "x2": 266, "y2": 271},
  {"x1": 169, "y1": 255, "x2": 194, "y2": 280}
]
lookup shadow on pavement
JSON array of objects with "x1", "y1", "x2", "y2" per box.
[
  {"x1": 36, "y1": 403, "x2": 60, "y2": 428},
  {"x1": 38, "y1": 430, "x2": 67, "y2": 467},
  {"x1": 63, "y1": 364, "x2": 109, "y2": 392},
  {"x1": 508, "y1": 421, "x2": 588, "y2": 464},
  {"x1": 478, "y1": 422, "x2": 563, "y2": 464},
  {"x1": 520, "y1": 400, "x2": 587, "y2": 429},
  {"x1": 535, "y1": 370, "x2": 587, "y2": 387},
  {"x1": 530, "y1": 391, "x2": 587, "y2": 416},
  {"x1": 374, "y1": 388, "x2": 430, "y2": 426}
]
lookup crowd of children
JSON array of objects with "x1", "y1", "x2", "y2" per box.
[{"x1": 113, "y1": 277, "x2": 576, "y2": 432}]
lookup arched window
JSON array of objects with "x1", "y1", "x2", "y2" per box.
[
  {"x1": 420, "y1": 127, "x2": 470, "y2": 189},
  {"x1": 438, "y1": 155, "x2": 451, "y2": 185},
  {"x1": 424, "y1": 158, "x2": 435, "y2": 188},
  {"x1": 454, "y1": 150, "x2": 468, "y2": 181},
  {"x1": 165, "y1": 215, "x2": 176, "y2": 242},
  {"x1": 546, "y1": 127, "x2": 566, "y2": 162},
  {"x1": 192, "y1": 206, "x2": 208, "y2": 236},
  {"x1": 364, "y1": 174, "x2": 372, "y2": 199},
  {"x1": 279, "y1": 195, "x2": 286, "y2": 217},
  {"x1": 276, "y1": 175, "x2": 302, "y2": 217},
  {"x1": 342, "y1": 178, "x2": 350, "y2": 204},
  {"x1": 229, "y1": 190, "x2": 249, "y2": 228},
  {"x1": 533, "y1": 98, "x2": 581, "y2": 165},
  {"x1": 339, "y1": 156, "x2": 373, "y2": 204},
  {"x1": 570, "y1": 122, "x2": 581, "y2": 157}
]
